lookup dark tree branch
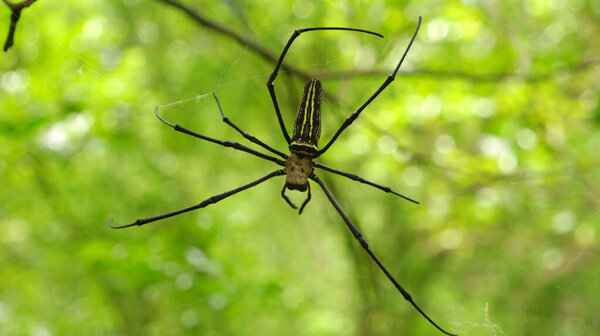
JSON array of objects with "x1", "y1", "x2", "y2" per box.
[
  {"x1": 155, "y1": 0, "x2": 313, "y2": 82},
  {"x1": 154, "y1": 0, "x2": 347, "y2": 131},
  {"x1": 2, "y1": 0, "x2": 37, "y2": 52},
  {"x1": 155, "y1": 0, "x2": 598, "y2": 83}
]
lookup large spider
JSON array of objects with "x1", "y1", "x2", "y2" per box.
[{"x1": 112, "y1": 16, "x2": 456, "y2": 336}]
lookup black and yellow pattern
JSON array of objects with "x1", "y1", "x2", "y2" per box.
[{"x1": 290, "y1": 79, "x2": 322, "y2": 155}]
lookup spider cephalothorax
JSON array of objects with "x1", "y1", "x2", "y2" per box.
[
  {"x1": 284, "y1": 152, "x2": 313, "y2": 191},
  {"x1": 282, "y1": 151, "x2": 314, "y2": 213},
  {"x1": 112, "y1": 17, "x2": 456, "y2": 336}
]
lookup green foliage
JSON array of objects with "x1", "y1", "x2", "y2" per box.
[{"x1": 1, "y1": 0, "x2": 599, "y2": 335}]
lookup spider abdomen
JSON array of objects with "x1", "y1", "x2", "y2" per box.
[{"x1": 290, "y1": 79, "x2": 322, "y2": 155}]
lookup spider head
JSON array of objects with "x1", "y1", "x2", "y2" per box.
[{"x1": 285, "y1": 152, "x2": 314, "y2": 191}]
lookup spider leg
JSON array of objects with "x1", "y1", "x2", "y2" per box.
[
  {"x1": 315, "y1": 162, "x2": 419, "y2": 204},
  {"x1": 316, "y1": 17, "x2": 422, "y2": 157},
  {"x1": 110, "y1": 169, "x2": 286, "y2": 229},
  {"x1": 298, "y1": 181, "x2": 312, "y2": 214},
  {"x1": 267, "y1": 27, "x2": 384, "y2": 145},
  {"x1": 212, "y1": 92, "x2": 288, "y2": 159},
  {"x1": 310, "y1": 173, "x2": 456, "y2": 336},
  {"x1": 281, "y1": 184, "x2": 298, "y2": 209},
  {"x1": 281, "y1": 182, "x2": 312, "y2": 214},
  {"x1": 154, "y1": 106, "x2": 285, "y2": 167}
]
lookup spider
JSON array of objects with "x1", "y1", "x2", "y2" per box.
[{"x1": 111, "y1": 16, "x2": 456, "y2": 336}]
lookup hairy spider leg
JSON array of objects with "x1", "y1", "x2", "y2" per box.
[
  {"x1": 153, "y1": 106, "x2": 285, "y2": 167},
  {"x1": 267, "y1": 27, "x2": 383, "y2": 145},
  {"x1": 311, "y1": 173, "x2": 456, "y2": 336},
  {"x1": 111, "y1": 170, "x2": 285, "y2": 229},
  {"x1": 315, "y1": 162, "x2": 419, "y2": 204},
  {"x1": 316, "y1": 16, "x2": 422, "y2": 157},
  {"x1": 109, "y1": 107, "x2": 286, "y2": 228},
  {"x1": 212, "y1": 92, "x2": 288, "y2": 159}
]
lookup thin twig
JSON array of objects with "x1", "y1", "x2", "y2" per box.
[
  {"x1": 315, "y1": 57, "x2": 600, "y2": 82},
  {"x1": 2, "y1": 0, "x2": 37, "y2": 51},
  {"x1": 154, "y1": 0, "x2": 598, "y2": 83}
]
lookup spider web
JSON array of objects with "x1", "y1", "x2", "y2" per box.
[
  {"x1": 140, "y1": 28, "x2": 600, "y2": 336},
  {"x1": 4, "y1": 2, "x2": 599, "y2": 336},
  {"x1": 50, "y1": 8, "x2": 599, "y2": 333}
]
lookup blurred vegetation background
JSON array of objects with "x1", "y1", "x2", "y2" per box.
[{"x1": 1, "y1": 0, "x2": 599, "y2": 335}]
